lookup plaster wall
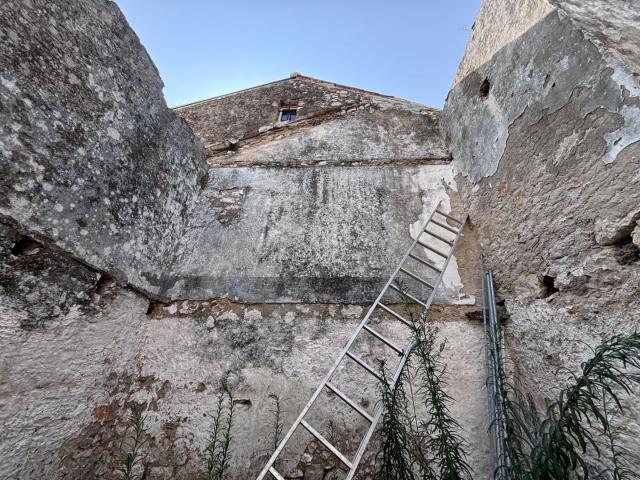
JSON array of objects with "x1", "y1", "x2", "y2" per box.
[
  {"x1": 0, "y1": 221, "x2": 487, "y2": 479},
  {"x1": 0, "y1": 1, "x2": 487, "y2": 478},
  {"x1": 0, "y1": 223, "x2": 147, "y2": 479},
  {"x1": 549, "y1": 0, "x2": 640, "y2": 77},
  {"x1": 166, "y1": 164, "x2": 472, "y2": 304},
  {"x1": 176, "y1": 76, "x2": 446, "y2": 163},
  {"x1": 211, "y1": 105, "x2": 448, "y2": 167},
  {"x1": 443, "y1": 1, "x2": 640, "y2": 472}
]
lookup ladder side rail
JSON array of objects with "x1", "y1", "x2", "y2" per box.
[
  {"x1": 255, "y1": 207, "x2": 440, "y2": 480},
  {"x1": 346, "y1": 211, "x2": 467, "y2": 479},
  {"x1": 346, "y1": 338, "x2": 416, "y2": 480}
]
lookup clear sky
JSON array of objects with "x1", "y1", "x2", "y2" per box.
[{"x1": 113, "y1": 1, "x2": 481, "y2": 108}]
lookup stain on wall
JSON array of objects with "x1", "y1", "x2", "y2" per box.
[
  {"x1": 442, "y1": 1, "x2": 640, "y2": 471},
  {"x1": 0, "y1": 0, "x2": 208, "y2": 297}
]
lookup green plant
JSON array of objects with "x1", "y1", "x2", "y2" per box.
[
  {"x1": 375, "y1": 359, "x2": 416, "y2": 480},
  {"x1": 409, "y1": 317, "x2": 471, "y2": 480},
  {"x1": 495, "y1": 331, "x2": 640, "y2": 480},
  {"x1": 378, "y1": 281, "x2": 470, "y2": 480},
  {"x1": 597, "y1": 397, "x2": 640, "y2": 480},
  {"x1": 268, "y1": 393, "x2": 284, "y2": 455},
  {"x1": 118, "y1": 404, "x2": 148, "y2": 480},
  {"x1": 205, "y1": 371, "x2": 235, "y2": 480}
]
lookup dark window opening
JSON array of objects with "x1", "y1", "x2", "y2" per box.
[{"x1": 279, "y1": 108, "x2": 297, "y2": 122}]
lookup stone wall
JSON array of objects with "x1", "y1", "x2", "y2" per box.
[
  {"x1": 166, "y1": 164, "x2": 472, "y2": 304},
  {"x1": 443, "y1": 0, "x2": 640, "y2": 471},
  {"x1": 176, "y1": 75, "x2": 448, "y2": 164},
  {"x1": 452, "y1": 0, "x2": 553, "y2": 85},
  {"x1": 0, "y1": 217, "x2": 488, "y2": 479},
  {"x1": 0, "y1": 221, "x2": 147, "y2": 479},
  {"x1": 0, "y1": 1, "x2": 487, "y2": 478},
  {"x1": 168, "y1": 77, "x2": 470, "y2": 304},
  {"x1": 549, "y1": 0, "x2": 640, "y2": 77},
  {"x1": 0, "y1": 0, "x2": 208, "y2": 298},
  {"x1": 0, "y1": 0, "x2": 464, "y2": 304}
]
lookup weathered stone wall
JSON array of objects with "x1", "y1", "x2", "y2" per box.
[
  {"x1": 127, "y1": 301, "x2": 489, "y2": 479},
  {"x1": 452, "y1": 0, "x2": 553, "y2": 85},
  {"x1": 0, "y1": 0, "x2": 461, "y2": 304},
  {"x1": 0, "y1": 0, "x2": 208, "y2": 298},
  {"x1": 1, "y1": 218, "x2": 488, "y2": 479},
  {"x1": 0, "y1": 222, "x2": 148, "y2": 479},
  {"x1": 168, "y1": 72, "x2": 469, "y2": 304},
  {"x1": 549, "y1": 0, "x2": 640, "y2": 77},
  {"x1": 207, "y1": 103, "x2": 447, "y2": 167},
  {"x1": 177, "y1": 75, "x2": 377, "y2": 148},
  {"x1": 443, "y1": 0, "x2": 640, "y2": 471},
  {"x1": 176, "y1": 76, "x2": 448, "y2": 164},
  {"x1": 166, "y1": 164, "x2": 473, "y2": 304},
  {"x1": 0, "y1": 1, "x2": 488, "y2": 478}
]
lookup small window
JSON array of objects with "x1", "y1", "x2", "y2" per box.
[{"x1": 279, "y1": 108, "x2": 297, "y2": 122}]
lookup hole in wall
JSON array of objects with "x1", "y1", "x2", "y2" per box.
[
  {"x1": 479, "y1": 77, "x2": 491, "y2": 98},
  {"x1": 540, "y1": 275, "x2": 559, "y2": 298},
  {"x1": 95, "y1": 273, "x2": 115, "y2": 295},
  {"x1": 465, "y1": 310, "x2": 484, "y2": 322},
  {"x1": 11, "y1": 236, "x2": 40, "y2": 256},
  {"x1": 233, "y1": 398, "x2": 252, "y2": 409},
  {"x1": 614, "y1": 234, "x2": 640, "y2": 265},
  {"x1": 146, "y1": 301, "x2": 156, "y2": 315}
]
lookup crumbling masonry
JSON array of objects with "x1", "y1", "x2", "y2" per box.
[{"x1": 0, "y1": 0, "x2": 638, "y2": 478}]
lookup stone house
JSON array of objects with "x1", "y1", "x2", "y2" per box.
[{"x1": 0, "y1": 0, "x2": 638, "y2": 479}]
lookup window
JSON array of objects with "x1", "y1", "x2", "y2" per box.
[{"x1": 279, "y1": 108, "x2": 297, "y2": 122}]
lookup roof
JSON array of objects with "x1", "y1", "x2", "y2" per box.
[{"x1": 173, "y1": 73, "x2": 432, "y2": 111}]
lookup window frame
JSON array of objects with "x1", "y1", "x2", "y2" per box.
[{"x1": 278, "y1": 107, "x2": 299, "y2": 122}]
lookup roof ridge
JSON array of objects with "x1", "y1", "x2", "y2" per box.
[{"x1": 173, "y1": 73, "x2": 438, "y2": 111}]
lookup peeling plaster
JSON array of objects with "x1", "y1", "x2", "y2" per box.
[
  {"x1": 444, "y1": 10, "x2": 640, "y2": 182},
  {"x1": 409, "y1": 165, "x2": 474, "y2": 304},
  {"x1": 602, "y1": 62, "x2": 640, "y2": 164}
]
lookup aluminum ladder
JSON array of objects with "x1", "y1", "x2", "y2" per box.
[{"x1": 256, "y1": 203, "x2": 467, "y2": 480}]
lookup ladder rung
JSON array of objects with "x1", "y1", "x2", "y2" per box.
[
  {"x1": 408, "y1": 253, "x2": 442, "y2": 273},
  {"x1": 363, "y1": 325, "x2": 404, "y2": 355},
  {"x1": 416, "y1": 240, "x2": 448, "y2": 258},
  {"x1": 346, "y1": 351, "x2": 385, "y2": 383},
  {"x1": 377, "y1": 303, "x2": 411, "y2": 327},
  {"x1": 389, "y1": 283, "x2": 428, "y2": 309},
  {"x1": 269, "y1": 467, "x2": 285, "y2": 480},
  {"x1": 432, "y1": 218, "x2": 459, "y2": 234},
  {"x1": 435, "y1": 209, "x2": 463, "y2": 224},
  {"x1": 399, "y1": 267, "x2": 434, "y2": 289},
  {"x1": 422, "y1": 228, "x2": 454, "y2": 246},
  {"x1": 325, "y1": 382, "x2": 374, "y2": 423},
  {"x1": 300, "y1": 419, "x2": 353, "y2": 469}
]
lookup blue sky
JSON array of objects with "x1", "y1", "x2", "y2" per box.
[{"x1": 114, "y1": 1, "x2": 481, "y2": 108}]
